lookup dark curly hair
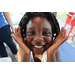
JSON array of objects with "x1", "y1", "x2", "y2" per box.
[{"x1": 19, "y1": 12, "x2": 60, "y2": 41}]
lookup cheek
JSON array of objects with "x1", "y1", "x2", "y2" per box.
[
  {"x1": 45, "y1": 37, "x2": 53, "y2": 48},
  {"x1": 25, "y1": 36, "x2": 33, "y2": 47}
]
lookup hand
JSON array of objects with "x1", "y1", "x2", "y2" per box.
[
  {"x1": 11, "y1": 26, "x2": 31, "y2": 56},
  {"x1": 47, "y1": 27, "x2": 68, "y2": 55},
  {"x1": 12, "y1": 28, "x2": 15, "y2": 34}
]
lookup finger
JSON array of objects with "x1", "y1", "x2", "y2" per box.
[
  {"x1": 15, "y1": 28, "x2": 18, "y2": 37},
  {"x1": 62, "y1": 35, "x2": 69, "y2": 43},
  {"x1": 62, "y1": 28, "x2": 66, "y2": 38},
  {"x1": 61, "y1": 27, "x2": 64, "y2": 35},
  {"x1": 11, "y1": 34, "x2": 18, "y2": 42},
  {"x1": 11, "y1": 34, "x2": 21, "y2": 44},
  {"x1": 60, "y1": 27, "x2": 65, "y2": 39},
  {"x1": 18, "y1": 26, "x2": 22, "y2": 37}
]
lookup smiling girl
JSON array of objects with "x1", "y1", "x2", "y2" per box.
[{"x1": 11, "y1": 12, "x2": 68, "y2": 62}]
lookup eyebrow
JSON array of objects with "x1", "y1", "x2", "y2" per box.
[
  {"x1": 27, "y1": 28, "x2": 35, "y2": 30},
  {"x1": 43, "y1": 28, "x2": 51, "y2": 31}
]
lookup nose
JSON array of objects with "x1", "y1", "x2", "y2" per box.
[{"x1": 34, "y1": 35, "x2": 44, "y2": 42}]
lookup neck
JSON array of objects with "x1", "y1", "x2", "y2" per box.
[{"x1": 33, "y1": 54, "x2": 43, "y2": 62}]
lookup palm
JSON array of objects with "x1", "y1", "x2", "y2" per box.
[
  {"x1": 11, "y1": 26, "x2": 30, "y2": 54},
  {"x1": 47, "y1": 27, "x2": 68, "y2": 54}
]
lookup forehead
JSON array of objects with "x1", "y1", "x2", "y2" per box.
[{"x1": 27, "y1": 17, "x2": 52, "y2": 30}]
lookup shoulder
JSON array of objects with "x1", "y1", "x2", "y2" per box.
[{"x1": 18, "y1": 48, "x2": 22, "y2": 62}]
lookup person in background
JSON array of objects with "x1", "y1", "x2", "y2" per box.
[{"x1": 0, "y1": 12, "x2": 18, "y2": 58}]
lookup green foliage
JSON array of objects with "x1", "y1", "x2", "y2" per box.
[
  {"x1": 9, "y1": 12, "x2": 25, "y2": 15},
  {"x1": 57, "y1": 12, "x2": 68, "y2": 22}
]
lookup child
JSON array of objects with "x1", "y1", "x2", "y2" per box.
[{"x1": 11, "y1": 12, "x2": 68, "y2": 62}]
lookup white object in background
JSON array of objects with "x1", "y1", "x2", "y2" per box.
[
  {"x1": 72, "y1": 15, "x2": 75, "y2": 19},
  {"x1": 13, "y1": 12, "x2": 21, "y2": 21},
  {"x1": 0, "y1": 57, "x2": 12, "y2": 62},
  {"x1": 3, "y1": 43, "x2": 7, "y2": 47}
]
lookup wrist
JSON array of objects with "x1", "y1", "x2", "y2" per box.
[
  {"x1": 47, "y1": 52, "x2": 56, "y2": 62},
  {"x1": 47, "y1": 51, "x2": 55, "y2": 57},
  {"x1": 21, "y1": 53, "x2": 30, "y2": 62},
  {"x1": 47, "y1": 44, "x2": 58, "y2": 55}
]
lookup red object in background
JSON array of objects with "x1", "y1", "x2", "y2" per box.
[{"x1": 64, "y1": 12, "x2": 75, "y2": 36}]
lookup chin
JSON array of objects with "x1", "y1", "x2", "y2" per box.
[
  {"x1": 34, "y1": 52, "x2": 43, "y2": 55},
  {"x1": 29, "y1": 45, "x2": 47, "y2": 54}
]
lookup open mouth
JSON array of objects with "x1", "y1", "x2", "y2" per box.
[
  {"x1": 30, "y1": 44, "x2": 47, "y2": 54},
  {"x1": 31, "y1": 44, "x2": 46, "y2": 49},
  {"x1": 34, "y1": 45, "x2": 43, "y2": 48}
]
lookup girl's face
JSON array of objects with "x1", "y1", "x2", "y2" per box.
[{"x1": 25, "y1": 17, "x2": 53, "y2": 54}]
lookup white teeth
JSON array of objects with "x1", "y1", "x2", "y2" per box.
[{"x1": 34, "y1": 46, "x2": 43, "y2": 48}]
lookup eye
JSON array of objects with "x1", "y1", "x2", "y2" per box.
[
  {"x1": 27, "y1": 31, "x2": 35, "y2": 36},
  {"x1": 43, "y1": 31, "x2": 51, "y2": 36}
]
